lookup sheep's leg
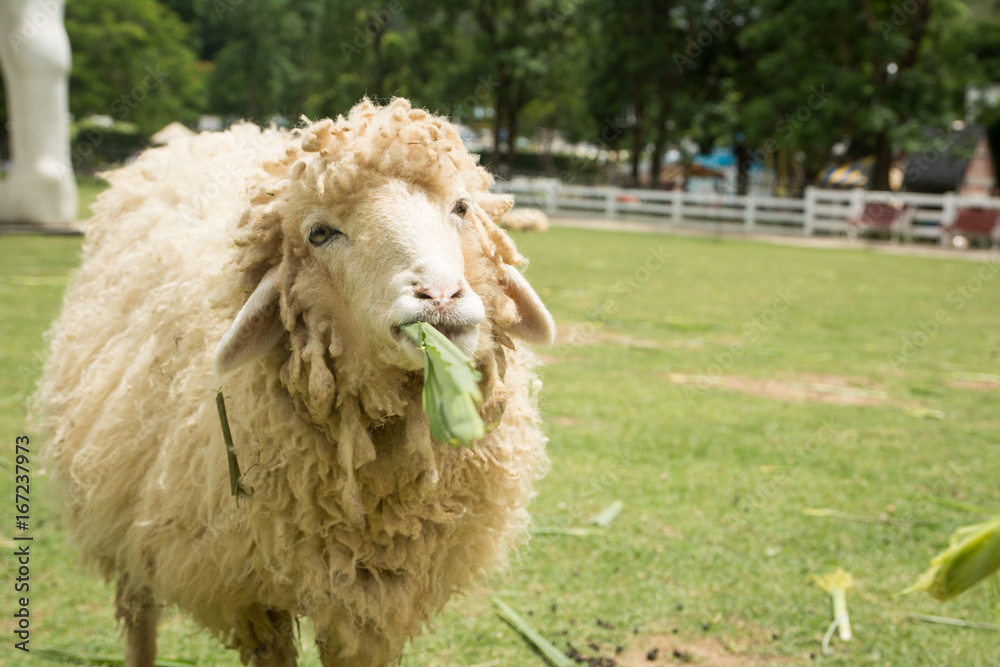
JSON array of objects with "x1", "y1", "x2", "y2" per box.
[
  {"x1": 115, "y1": 577, "x2": 159, "y2": 667},
  {"x1": 235, "y1": 608, "x2": 298, "y2": 667},
  {"x1": 316, "y1": 626, "x2": 393, "y2": 667},
  {"x1": 124, "y1": 605, "x2": 159, "y2": 667}
]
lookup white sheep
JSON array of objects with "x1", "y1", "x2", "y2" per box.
[
  {"x1": 500, "y1": 207, "x2": 550, "y2": 232},
  {"x1": 37, "y1": 98, "x2": 555, "y2": 666}
]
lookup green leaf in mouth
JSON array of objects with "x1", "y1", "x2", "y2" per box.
[{"x1": 400, "y1": 321, "x2": 485, "y2": 447}]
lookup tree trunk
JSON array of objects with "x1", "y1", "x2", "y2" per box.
[
  {"x1": 734, "y1": 143, "x2": 751, "y2": 196},
  {"x1": 629, "y1": 100, "x2": 644, "y2": 187},
  {"x1": 372, "y1": 33, "x2": 385, "y2": 97},
  {"x1": 245, "y1": 61, "x2": 257, "y2": 120},
  {"x1": 506, "y1": 103, "x2": 518, "y2": 177},
  {"x1": 491, "y1": 64, "x2": 512, "y2": 177},
  {"x1": 649, "y1": 135, "x2": 663, "y2": 189},
  {"x1": 491, "y1": 92, "x2": 504, "y2": 176},
  {"x1": 871, "y1": 130, "x2": 892, "y2": 192},
  {"x1": 776, "y1": 148, "x2": 788, "y2": 196},
  {"x1": 540, "y1": 128, "x2": 556, "y2": 176}
]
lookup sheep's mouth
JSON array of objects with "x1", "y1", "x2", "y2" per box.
[
  {"x1": 392, "y1": 320, "x2": 481, "y2": 360},
  {"x1": 392, "y1": 321, "x2": 476, "y2": 343}
]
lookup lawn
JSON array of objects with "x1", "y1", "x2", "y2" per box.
[
  {"x1": 76, "y1": 175, "x2": 107, "y2": 221},
  {"x1": 1, "y1": 226, "x2": 998, "y2": 666}
]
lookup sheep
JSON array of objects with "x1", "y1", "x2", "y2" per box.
[
  {"x1": 500, "y1": 206, "x2": 550, "y2": 232},
  {"x1": 36, "y1": 97, "x2": 556, "y2": 667}
]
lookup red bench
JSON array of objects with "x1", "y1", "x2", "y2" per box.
[
  {"x1": 941, "y1": 208, "x2": 1000, "y2": 249},
  {"x1": 847, "y1": 201, "x2": 915, "y2": 243}
]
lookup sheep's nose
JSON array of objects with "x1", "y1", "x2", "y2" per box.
[{"x1": 415, "y1": 284, "x2": 463, "y2": 308}]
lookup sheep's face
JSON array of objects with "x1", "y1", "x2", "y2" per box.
[
  {"x1": 214, "y1": 172, "x2": 555, "y2": 380},
  {"x1": 305, "y1": 178, "x2": 486, "y2": 371}
]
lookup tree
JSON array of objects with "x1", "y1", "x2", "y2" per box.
[
  {"x1": 578, "y1": 0, "x2": 754, "y2": 188},
  {"x1": 193, "y1": 0, "x2": 325, "y2": 122},
  {"x1": 64, "y1": 0, "x2": 205, "y2": 135},
  {"x1": 737, "y1": 0, "x2": 969, "y2": 193},
  {"x1": 304, "y1": 0, "x2": 413, "y2": 117},
  {"x1": 581, "y1": 0, "x2": 659, "y2": 186}
]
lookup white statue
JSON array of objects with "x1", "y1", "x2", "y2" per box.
[{"x1": 0, "y1": 0, "x2": 77, "y2": 225}]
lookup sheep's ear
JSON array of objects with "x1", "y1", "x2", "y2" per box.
[
  {"x1": 214, "y1": 268, "x2": 286, "y2": 376},
  {"x1": 501, "y1": 264, "x2": 555, "y2": 344}
]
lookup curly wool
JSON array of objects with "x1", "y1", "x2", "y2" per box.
[{"x1": 37, "y1": 98, "x2": 548, "y2": 662}]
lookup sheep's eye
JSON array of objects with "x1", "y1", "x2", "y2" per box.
[
  {"x1": 308, "y1": 225, "x2": 341, "y2": 247},
  {"x1": 451, "y1": 200, "x2": 469, "y2": 218}
]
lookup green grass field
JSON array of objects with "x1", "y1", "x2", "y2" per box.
[
  {"x1": 1, "y1": 226, "x2": 998, "y2": 666},
  {"x1": 76, "y1": 175, "x2": 107, "y2": 221}
]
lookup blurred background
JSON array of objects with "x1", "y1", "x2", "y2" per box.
[{"x1": 4, "y1": 0, "x2": 999, "y2": 198}]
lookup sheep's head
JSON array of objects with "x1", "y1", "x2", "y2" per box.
[
  {"x1": 281, "y1": 176, "x2": 495, "y2": 372},
  {"x1": 213, "y1": 99, "x2": 554, "y2": 419}
]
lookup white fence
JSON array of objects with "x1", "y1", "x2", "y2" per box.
[{"x1": 494, "y1": 178, "x2": 1000, "y2": 242}]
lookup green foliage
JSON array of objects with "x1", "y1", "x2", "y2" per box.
[
  {"x1": 15, "y1": 0, "x2": 995, "y2": 187},
  {"x1": 70, "y1": 119, "x2": 144, "y2": 172},
  {"x1": 193, "y1": 0, "x2": 324, "y2": 121},
  {"x1": 401, "y1": 0, "x2": 584, "y2": 175},
  {"x1": 65, "y1": 0, "x2": 206, "y2": 135},
  {"x1": 303, "y1": 0, "x2": 412, "y2": 117},
  {"x1": 737, "y1": 0, "x2": 970, "y2": 185}
]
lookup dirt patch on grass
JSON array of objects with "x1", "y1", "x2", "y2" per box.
[
  {"x1": 948, "y1": 373, "x2": 1000, "y2": 390},
  {"x1": 949, "y1": 379, "x2": 1000, "y2": 390},
  {"x1": 554, "y1": 324, "x2": 704, "y2": 351},
  {"x1": 669, "y1": 372, "x2": 889, "y2": 406},
  {"x1": 575, "y1": 634, "x2": 798, "y2": 666}
]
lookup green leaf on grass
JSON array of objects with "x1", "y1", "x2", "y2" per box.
[
  {"x1": 903, "y1": 515, "x2": 1000, "y2": 601},
  {"x1": 400, "y1": 322, "x2": 485, "y2": 447}
]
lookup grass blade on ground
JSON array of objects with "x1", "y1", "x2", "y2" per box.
[
  {"x1": 904, "y1": 612, "x2": 999, "y2": 631},
  {"x1": 589, "y1": 500, "x2": 623, "y2": 527},
  {"x1": 493, "y1": 596, "x2": 574, "y2": 667}
]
